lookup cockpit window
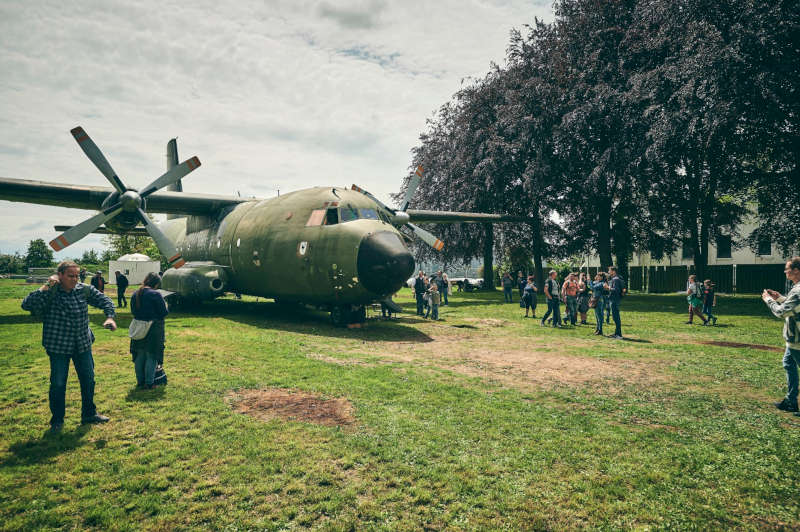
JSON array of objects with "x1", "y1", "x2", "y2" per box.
[
  {"x1": 358, "y1": 208, "x2": 379, "y2": 220},
  {"x1": 306, "y1": 209, "x2": 325, "y2": 227},
  {"x1": 340, "y1": 205, "x2": 359, "y2": 222},
  {"x1": 324, "y1": 208, "x2": 339, "y2": 225}
]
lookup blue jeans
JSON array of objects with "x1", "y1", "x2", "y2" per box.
[
  {"x1": 702, "y1": 303, "x2": 715, "y2": 321},
  {"x1": 594, "y1": 299, "x2": 605, "y2": 334},
  {"x1": 565, "y1": 296, "x2": 578, "y2": 325},
  {"x1": 415, "y1": 293, "x2": 425, "y2": 315},
  {"x1": 609, "y1": 299, "x2": 622, "y2": 336},
  {"x1": 542, "y1": 298, "x2": 561, "y2": 326},
  {"x1": 783, "y1": 347, "x2": 800, "y2": 405},
  {"x1": 47, "y1": 349, "x2": 97, "y2": 425},
  {"x1": 426, "y1": 303, "x2": 439, "y2": 320},
  {"x1": 442, "y1": 290, "x2": 448, "y2": 305},
  {"x1": 504, "y1": 287, "x2": 513, "y2": 302},
  {"x1": 133, "y1": 350, "x2": 158, "y2": 387}
]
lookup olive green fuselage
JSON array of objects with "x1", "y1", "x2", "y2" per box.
[{"x1": 161, "y1": 187, "x2": 407, "y2": 305}]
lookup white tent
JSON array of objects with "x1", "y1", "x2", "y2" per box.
[{"x1": 108, "y1": 253, "x2": 160, "y2": 285}]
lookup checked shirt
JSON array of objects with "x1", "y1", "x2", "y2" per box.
[{"x1": 22, "y1": 282, "x2": 116, "y2": 356}]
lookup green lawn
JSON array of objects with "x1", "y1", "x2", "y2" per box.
[{"x1": 1, "y1": 278, "x2": 798, "y2": 530}]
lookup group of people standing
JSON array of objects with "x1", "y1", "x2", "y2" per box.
[
  {"x1": 507, "y1": 268, "x2": 626, "y2": 338},
  {"x1": 413, "y1": 270, "x2": 450, "y2": 320},
  {"x1": 21, "y1": 261, "x2": 169, "y2": 433}
]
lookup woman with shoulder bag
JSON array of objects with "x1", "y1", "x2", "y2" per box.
[{"x1": 129, "y1": 272, "x2": 169, "y2": 389}]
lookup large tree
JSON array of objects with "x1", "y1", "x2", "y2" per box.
[{"x1": 24, "y1": 238, "x2": 53, "y2": 269}]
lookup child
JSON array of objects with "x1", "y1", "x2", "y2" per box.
[
  {"x1": 703, "y1": 279, "x2": 718, "y2": 325},
  {"x1": 425, "y1": 284, "x2": 441, "y2": 320}
]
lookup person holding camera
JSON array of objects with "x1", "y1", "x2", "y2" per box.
[
  {"x1": 21, "y1": 260, "x2": 117, "y2": 433},
  {"x1": 762, "y1": 257, "x2": 800, "y2": 415}
]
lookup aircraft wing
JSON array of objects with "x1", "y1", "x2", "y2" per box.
[
  {"x1": 0, "y1": 177, "x2": 253, "y2": 215},
  {"x1": 405, "y1": 209, "x2": 527, "y2": 223}
]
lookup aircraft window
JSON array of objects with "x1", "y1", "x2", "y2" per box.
[
  {"x1": 358, "y1": 208, "x2": 379, "y2": 220},
  {"x1": 306, "y1": 209, "x2": 325, "y2": 226},
  {"x1": 340, "y1": 205, "x2": 359, "y2": 222},
  {"x1": 324, "y1": 208, "x2": 338, "y2": 225}
]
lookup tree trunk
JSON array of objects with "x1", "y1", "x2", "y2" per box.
[
  {"x1": 597, "y1": 200, "x2": 613, "y2": 268},
  {"x1": 530, "y1": 211, "x2": 545, "y2": 292},
  {"x1": 482, "y1": 223, "x2": 495, "y2": 290}
]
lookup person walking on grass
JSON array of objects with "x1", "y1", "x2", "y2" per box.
[
  {"x1": 762, "y1": 257, "x2": 800, "y2": 415},
  {"x1": 502, "y1": 272, "x2": 514, "y2": 303},
  {"x1": 702, "y1": 279, "x2": 718, "y2": 326},
  {"x1": 115, "y1": 270, "x2": 129, "y2": 309},
  {"x1": 608, "y1": 266, "x2": 624, "y2": 339},
  {"x1": 129, "y1": 272, "x2": 168, "y2": 389},
  {"x1": 541, "y1": 270, "x2": 562, "y2": 328},
  {"x1": 522, "y1": 275, "x2": 538, "y2": 318},
  {"x1": 21, "y1": 260, "x2": 117, "y2": 433},
  {"x1": 685, "y1": 274, "x2": 709, "y2": 325},
  {"x1": 441, "y1": 273, "x2": 450, "y2": 306}
]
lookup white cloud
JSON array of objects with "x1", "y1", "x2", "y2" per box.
[{"x1": 0, "y1": 0, "x2": 553, "y2": 256}]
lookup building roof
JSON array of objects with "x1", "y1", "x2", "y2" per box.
[{"x1": 116, "y1": 253, "x2": 156, "y2": 262}]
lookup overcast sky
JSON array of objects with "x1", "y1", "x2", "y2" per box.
[{"x1": 0, "y1": 0, "x2": 553, "y2": 259}]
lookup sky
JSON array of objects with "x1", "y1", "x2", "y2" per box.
[{"x1": 0, "y1": 0, "x2": 554, "y2": 259}]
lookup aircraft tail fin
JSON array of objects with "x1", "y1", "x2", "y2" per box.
[{"x1": 166, "y1": 138, "x2": 184, "y2": 220}]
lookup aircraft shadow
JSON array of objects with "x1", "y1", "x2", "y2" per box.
[
  {"x1": 1, "y1": 425, "x2": 90, "y2": 467},
  {"x1": 173, "y1": 299, "x2": 434, "y2": 343}
]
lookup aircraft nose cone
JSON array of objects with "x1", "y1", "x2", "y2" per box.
[{"x1": 357, "y1": 231, "x2": 415, "y2": 296}]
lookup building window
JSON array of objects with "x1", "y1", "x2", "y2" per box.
[
  {"x1": 757, "y1": 237, "x2": 771, "y2": 256},
  {"x1": 716, "y1": 235, "x2": 732, "y2": 259}
]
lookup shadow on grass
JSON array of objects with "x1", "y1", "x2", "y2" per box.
[
  {"x1": 0, "y1": 313, "x2": 42, "y2": 325},
  {"x1": 169, "y1": 299, "x2": 434, "y2": 343},
  {"x1": 1, "y1": 425, "x2": 90, "y2": 467},
  {"x1": 125, "y1": 386, "x2": 166, "y2": 402}
]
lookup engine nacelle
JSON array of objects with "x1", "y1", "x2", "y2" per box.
[{"x1": 161, "y1": 262, "x2": 228, "y2": 301}]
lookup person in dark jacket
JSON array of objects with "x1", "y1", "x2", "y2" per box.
[
  {"x1": 90, "y1": 271, "x2": 105, "y2": 292},
  {"x1": 115, "y1": 270, "x2": 129, "y2": 309},
  {"x1": 129, "y1": 272, "x2": 168, "y2": 389},
  {"x1": 413, "y1": 271, "x2": 427, "y2": 316}
]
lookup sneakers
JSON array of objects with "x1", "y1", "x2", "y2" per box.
[
  {"x1": 775, "y1": 399, "x2": 799, "y2": 413},
  {"x1": 712, "y1": 317, "x2": 718, "y2": 325},
  {"x1": 685, "y1": 321, "x2": 693, "y2": 324},
  {"x1": 81, "y1": 414, "x2": 110, "y2": 424}
]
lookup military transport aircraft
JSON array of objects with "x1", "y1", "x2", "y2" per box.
[{"x1": 0, "y1": 127, "x2": 519, "y2": 325}]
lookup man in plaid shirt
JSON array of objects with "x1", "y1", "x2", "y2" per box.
[
  {"x1": 22, "y1": 260, "x2": 117, "y2": 432},
  {"x1": 763, "y1": 257, "x2": 800, "y2": 416}
]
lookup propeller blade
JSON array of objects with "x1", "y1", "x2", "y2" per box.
[
  {"x1": 400, "y1": 165, "x2": 423, "y2": 211},
  {"x1": 138, "y1": 156, "x2": 201, "y2": 198},
  {"x1": 136, "y1": 209, "x2": 185, "y2": 269},
  {"x1": 407, "y1": 222, "x2": 444, "y2": 251},
  {"x1": 49, "y1": 203, "x2": 123, "y2": 251},
  {"x1": 351, "y1": 184, "x2": 394, "y2": 215},
  {"x1": 70, "y1": 127, "x2": 127, "y2": 193}
]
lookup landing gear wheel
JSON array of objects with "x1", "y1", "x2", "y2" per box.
[{"x1": 330, "y1": 305, "x2": 351, "y2": 327}]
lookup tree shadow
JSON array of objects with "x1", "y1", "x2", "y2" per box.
[
  {"x1": 0, "y1": 313, "x2": 42, "y2": 325},
  {"x1": 1, "y1": 425, "x2": 91, "y2": 467},
  {"x1": 170, "y1": 299, "x2": 434, "y2": 343}
]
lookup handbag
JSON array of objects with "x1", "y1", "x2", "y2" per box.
[
  {"x1": 589, "y1": 296, "x2": 597, "y2": 308},
  {"x1": 128, "y1": 318, "x2": 153, "y2": 340}
]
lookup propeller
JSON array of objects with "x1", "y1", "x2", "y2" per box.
[
  {"x1": 49, "y1": 127, "x2": 200, "y2": 269},
  {"x1": 351, "y1": 165, "x2": 445, "y2": 251}
]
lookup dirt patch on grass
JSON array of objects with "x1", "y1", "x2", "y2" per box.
[
  {"x1": 227, "y1": 388, "x2": 355, "y2": 426},
  {"x1": 464, "y1": 318, "x2": 509, "y2": 327},
  {"x1": 701, "y1": 340, "x2": 782, "y2": 353}
]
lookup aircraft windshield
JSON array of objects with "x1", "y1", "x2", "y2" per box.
[
  {"x1": 358, "y1": 208, "x2": 379, "y2": 220},
  {"x1": 340, "y1": 205, "x2": 359, "y2": 222}
]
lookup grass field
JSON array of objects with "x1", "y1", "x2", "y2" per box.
[{"x1": 1, "y1": 278, "x2": 799, "y2": 530}]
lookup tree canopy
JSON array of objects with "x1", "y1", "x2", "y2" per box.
[{"x1": 402, "y1": 0, "x2": 799, "y2": 283}]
